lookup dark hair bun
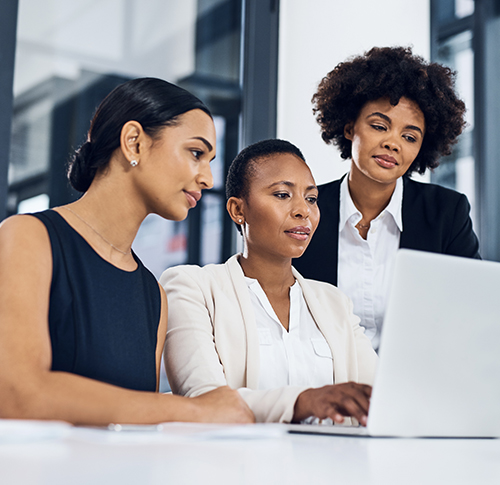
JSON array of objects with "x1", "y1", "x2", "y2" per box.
[
  {"x1": 68, "y1": 141, "x2": 96, "y2": 193},
  {"x1": 66, "y1": 77, "x2": 211, "y2": 193}
]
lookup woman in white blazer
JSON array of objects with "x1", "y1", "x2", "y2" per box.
[{"x1": 161, "y1": 139, "x2": 378, "y2": 424}]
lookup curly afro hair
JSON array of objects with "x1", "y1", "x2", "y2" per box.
[{"x1": 312, "y1": 46, "x2": 466, "y2": 175}]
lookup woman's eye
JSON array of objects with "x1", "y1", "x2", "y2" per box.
[
  {"x1": 403, "y1": 135, "x2": 417, "y2": 143},
  {"x1": 306, "y1": 196, "x2": 318, "y2": 204},
  {"x1": 371, "y1": 124, "x2": 386, "y2": 132},
  {"x1": 274, "y1": 192, "x2": 289, "y2": 199},
  {"x1": 191, "y1": 149, "x2": 203, "y2": 159}
]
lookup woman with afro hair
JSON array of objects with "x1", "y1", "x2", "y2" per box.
[{"x1": 294, "y1": 46, "x2": 480, "y2": 351}]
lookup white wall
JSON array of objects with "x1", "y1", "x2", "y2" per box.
[
  {"x1": 14, "y1": 0, "x2": 197, "y2": 96},
  {"x1": 277, "y1": 0, "x2": 430, "y2": 185}
]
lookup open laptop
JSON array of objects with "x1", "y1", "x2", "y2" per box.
[{"x1": 288, "y1": 249, "x2": 500, "y2": 438}]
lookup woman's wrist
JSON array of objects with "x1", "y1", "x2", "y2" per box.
[{"x1": 292, "y1": 388, "x2": 315, "y2": 423}]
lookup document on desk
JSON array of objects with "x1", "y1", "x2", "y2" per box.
[
  {"x1": 73, "y1": 423, "x2": 286, "y2": 444},
  {"x1": 0, "y1": 419, "x2": 71, "y2": 444}
]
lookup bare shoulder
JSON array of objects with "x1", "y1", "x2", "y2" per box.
[
  {"x1": 0, "y1": 213, "x2": 51, "y2": 248},
  {"x1": 0, "y1": 215, "x2": 54, "y2": 368},
  {"x1": 0, "y1": 214, "x2": 53, "y2": 281}
]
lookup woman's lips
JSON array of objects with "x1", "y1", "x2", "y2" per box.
[
  {"x1": 374, "y1": 155, "x2": 398, "y2": 169},
  {"x1": 285, "y1": 226, "x2": 311, "y2": 241},
  {"x1": 184, "y1": 191, "x2": 201, "y2": 208}
]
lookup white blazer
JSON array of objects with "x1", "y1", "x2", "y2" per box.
[{"x1": 160, "y1": 254, "x2": 377, "y2": 423}]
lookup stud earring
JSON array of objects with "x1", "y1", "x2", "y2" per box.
[
  {"x1": 238, "y1": 219, "x2": 243, "y2": 224},
  {"x1": 130, "y1": 160, "x2": 138, "y2": 167}
]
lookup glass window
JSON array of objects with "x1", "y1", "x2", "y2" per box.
[
  {"x1": 432, "y1": 30, "x2": 476, "y2": 227},
  {"x1": 455, "y1": 0, "x2": 474, "y2": 18},
  {"x1": 17, "y1": 193, "x2": 49, "y2": 214},
  {"x1": 435, "y1": 0, "x2": 474, "y2": 23},
  {"x1": 9, "y1": 0, "x2": 244, "y2": 392},
  {"x1": 9, "y1": 0, "x2": 242, "y2": 275}
]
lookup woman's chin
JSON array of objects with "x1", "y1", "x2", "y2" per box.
[
  {"x1": 157, "y1": 207, "x2": 189, "y2": 222},
  {"x1": 287, "y1": 245, "x2": 309, "y2": 260}
]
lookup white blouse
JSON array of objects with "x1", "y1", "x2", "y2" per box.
[
  {"x1": 244, "y1": 277, "x2": 334, "y2": 390},
  {"x1": 337, "y1": 176, "x2": 403, "y2": 351}
]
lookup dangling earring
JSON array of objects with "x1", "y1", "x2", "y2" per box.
[{"x1": 130, "y1": 160, "x2": 138, "y2": 167}]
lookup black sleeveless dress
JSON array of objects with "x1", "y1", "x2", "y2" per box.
[{"x1": 31, "y1": 210, "x2": 160, "y2": 392}]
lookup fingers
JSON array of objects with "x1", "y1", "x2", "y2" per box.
[
  {"x1": 294, "y1": 382, "x2": 373, "y2": 426},
  {"x1": 329, "y1": 383, "x2": 371, "y2": 426},
  {"x1": 326, "y1": 393, "x2": 369, "y2": 426},
  {"x1": 333, "y1": 383, "x2": 371, "y2": 425}
]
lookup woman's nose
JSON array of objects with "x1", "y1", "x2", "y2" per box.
[
  {"x1": 198, "y1": 160, "x2": 214, "y2": 189},
  {"x1": 382, "y1": 133, "x2": 400, "y2": 152},
  {"x1": 292, "y1": 199, "x2": 309, "y2": 219}
]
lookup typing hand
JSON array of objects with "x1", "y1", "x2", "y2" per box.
[{"x1": 293, "y1": 382, "x2": 372, "y2": 426}]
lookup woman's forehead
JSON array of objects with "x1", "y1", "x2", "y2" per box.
[
  {"x1": 248, "y1": 153, "x2": 315, "y2": 188},
  {"x1": 357, "y1": 97, "x2": 425, "y2": 128}
]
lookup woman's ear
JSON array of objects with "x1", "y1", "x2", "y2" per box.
[
  {"x1": 226, "y1": 197, "x2": 246, "y2": 226},
  {"x1": 344, "y1": 122, "x2": 354, "y2": 141},
  {"x1": 120, "y1": 121, "x2": 145, "y2": 165}
]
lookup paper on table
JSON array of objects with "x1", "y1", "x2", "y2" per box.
[
  {"x1": 161, "y1": 422, "x2": 287, "y2": 440},
  {"x1": 72, "y1": 422, "x2": 287, "y2": 444},
  {"x1": 0, "y1": 419, "x2": 71, "y2": 444}
]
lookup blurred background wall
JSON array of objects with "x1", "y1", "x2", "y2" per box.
[
  {"x1": 278, "y1": 0, "x2": 431, "y2": 185},
  {"x1": 1, "y1": 0, "x2": 500, "y2": 269}
]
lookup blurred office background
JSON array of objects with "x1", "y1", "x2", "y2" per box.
[{"x1": 1, "y1": 0, "x2": 500, "y2": 272}]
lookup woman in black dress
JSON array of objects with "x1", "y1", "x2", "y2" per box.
[{"x1": 0, "y1": 77, "x2": 253, "y2": 425}]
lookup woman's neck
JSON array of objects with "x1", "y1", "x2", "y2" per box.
[
  {"x1": 347, "y1": 170, "x2": 397, "y2": 222},
  {"x1": 59, "y1": 167, "x2": 147, "y2": 267},
  {"x1": 238, "y1": 250, "x2": 295, "y2": 297}
]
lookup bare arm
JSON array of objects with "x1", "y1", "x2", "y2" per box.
[{"x1": 0, "y1": 215, "x2": 253, "y2": 425}]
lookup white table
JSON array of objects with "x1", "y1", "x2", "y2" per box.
[{"x1": 1, "y1": 421, "x2": 499, "y2": 485}]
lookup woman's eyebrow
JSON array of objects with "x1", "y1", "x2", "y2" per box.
[
  {"x1": 190, "y1": 136, "x2": 213, "y2": 152},
  {"x1": 405, "y1": 124, "x2": 424, "y2": 135},
  {"x1": 367, "y1": 112, "x2": 423, "y2": 135},
  {"x1": 267, "y1": 181, "x2": 318, "y2": 191},
  {"x1": 267, "y1": 180, "x2": 294, "y2": 188},
  {"x1": 367, "y1": 111, "x2": 391, "y2": 123}
]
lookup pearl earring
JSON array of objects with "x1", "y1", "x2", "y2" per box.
[
  {"x1": 130, "y1": 160, "x2": 138, "y2": 167},
  {"x1": 238, "y1": 219, "x2": 243, "y2": 223}
]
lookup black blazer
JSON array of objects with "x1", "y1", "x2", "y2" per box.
[{"x1": 293, "y1": 176, "x2": 481, "y2": 286}]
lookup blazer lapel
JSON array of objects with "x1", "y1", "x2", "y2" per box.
[
  {"x1": 400, "y1": 176, "x2": 415, "y2": 249},
  {"x1": 226, "y1": 255, "x2": 261, "y2": 388},
  {"x1": 326, "y1": 176, "x2": 343, "y2": 287},
  {"x1": 292, "y1": 268, "x2": 350, "y2": 384}
]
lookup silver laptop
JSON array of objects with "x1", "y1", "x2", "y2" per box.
[{"x1": 288, "y1": 249, "x2": 500, "y2": 438}]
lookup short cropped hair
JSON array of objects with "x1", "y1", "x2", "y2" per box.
[
  {"x1": 312, "y1": 46, "x2": 466, "y2": 175},
  {"x1": 226, "y1": 138, "x2": 306, "y2": 201},
  {"x1": 225, "y1": 139, "x2": 306, "y2": 234}
]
